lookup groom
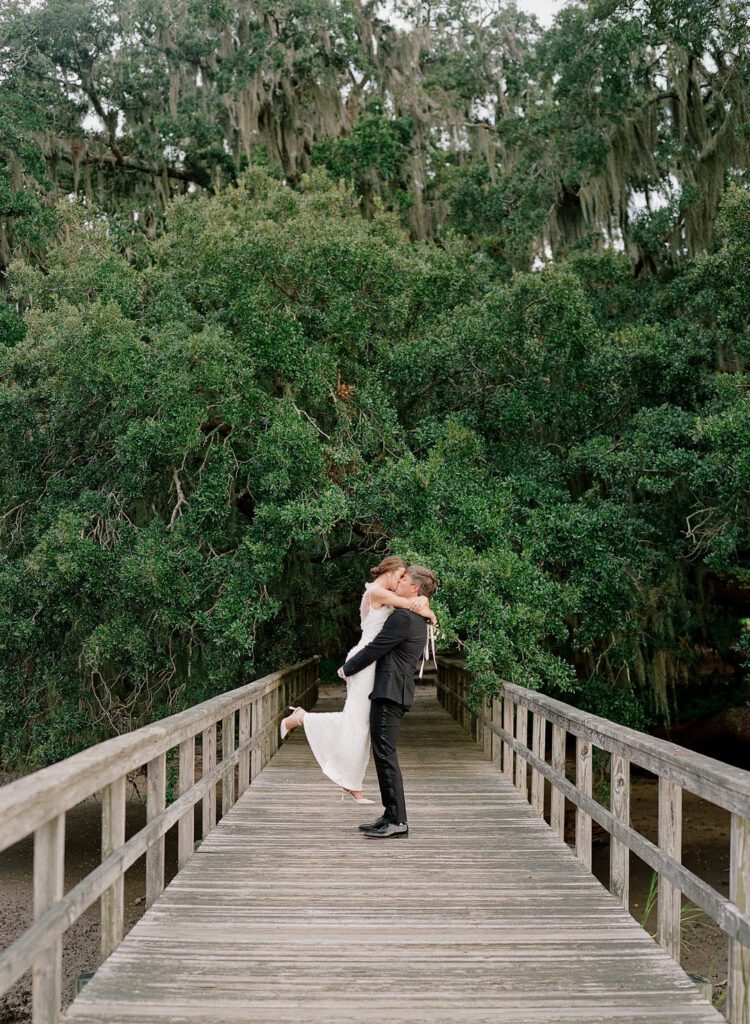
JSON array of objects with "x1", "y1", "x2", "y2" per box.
[{"x1": 340, "y1": 565, "x2": 438, "y2": 839}]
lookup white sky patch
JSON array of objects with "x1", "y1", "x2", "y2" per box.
[{"x1": 514, "y1": 0, "x2": 567, "y2": 26}]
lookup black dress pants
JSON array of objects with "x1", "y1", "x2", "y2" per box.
[{"x1": 370, "y1": 698, "x2": 407, "y2": 824}]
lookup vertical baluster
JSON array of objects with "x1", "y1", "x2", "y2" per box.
[
  {"x1": 576, "y1": 737, "x2": 592, "y2": 870},
  {"x1": 503, "y1": 697, "x2": 514, "y2": 781},
  {"x1": 238, "y1": 702, "x2": 251, "y2": 795},
  {"x1": 178, "y1": 736, "x2": 195, "y2": 870},
  {"x1": 491, "y1": 698, "x2": 503, "y2": 770},
  {"x1": 251, "y1": 698, "x2": 263, "y2": 781},
  {"x1": 221, "y1": 712, "x2": 236, "y2": 814},
  {"x1": 610, "y1": 754, "x2": 630, "y2": 909},
  {"x1": 657, "y1": 778, "x2": 682, "y2": 961},
  {"x1": 101, "y1": 776, "x2": 126, "y2": 957},
  {"x1": 32, "y1": 813, "x2": 65, "y2": 1024},
  {"x1": 531, "y1": 713, "x2": 545, "y2": 815},
  {"x1": 146, "y1": 752, "x2": 166, "y2": 908},
  {"x1": 514, "y1": 706, "x2": 528, "y2": 799},
  {"x1": 729, "y1": 814, "x2": 750, "y2": 1024},
  {"x1": 202, "y1": 723, "x2": 217, "y2": 837},
  {"x1": 550, "y1": 724, "x2": 566, "y2": 840}
]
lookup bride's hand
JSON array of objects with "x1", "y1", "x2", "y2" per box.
[{"x1": 408, "y1": 595, "x2": 428, "y2": 613}]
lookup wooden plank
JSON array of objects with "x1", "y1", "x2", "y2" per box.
[
  {"x1": 657, "y1": 778, "x2": 682, "y2": 962},
  {"x1": 251, "y1": 698, "x2": 263, "y2": 782},
  {"x1": 550, "y1": 724, "x2": 565, "y2": 841},
  {"x1": 576, "y1": 736, "x2": 592, "y2": 871},
  {"x1": 178, "y1": 737, "x2": 195, "y2": 871},
  {"x1": 201, "y1": 724, "x2": 217, "y2": 838},
  {"x1": 146, "y1": 753, "x2": 166, "y2": 909},
  {"x1": 729, "y1": 814, "x2": 750, "y2": 1024},
  {"x1": 32, "y1": 813, "x2": 65, "y2": 1024},
  {"x1": 221, "y1": 714, "x2": 235, "y2": 816},
  {"x1": 531, "y1": 713, "x2": 545, "y2": 816},
  {"x1": 515, "y1": 706, "x2": 528, "y2": 799},
  {"x1": 64, "y1": 689, "x2": 723, "y2": 1024},
  {"x1": 610, "y1": 754, "x2": 630, "y2": 910},
  {"x1": 0, "y1": 658, "x2": 320, "y2": 855},
  {"x1": 101, "y1": 776, "x2": 126, "y2": 958}
]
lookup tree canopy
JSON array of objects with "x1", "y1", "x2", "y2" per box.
[{"x1": 1, "y1": 0, "x2": 750, "y2": 769}]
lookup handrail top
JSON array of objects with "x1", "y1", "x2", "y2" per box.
[
  {"x1": 0, "y1": 657, "x2": 319, "y2": 855},
  {"x1": 437, "y1": 657, "x2": 750, "y2": 814}
]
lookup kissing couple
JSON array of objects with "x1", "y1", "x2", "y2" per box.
[{"x1": 280, "y1": 557, "x2": 438, "y2": 839}]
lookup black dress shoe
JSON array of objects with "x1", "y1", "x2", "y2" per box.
[
  {"x1": 363, "y1": 821, "x2": 409, "y2": 839},
  {"x1": 358, "y1": 815, "x2": 388, "y2": 832}
]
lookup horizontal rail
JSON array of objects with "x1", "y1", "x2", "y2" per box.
[
  {"x1": 0, "y1": 658, "x2": 316, "y2": 855},
  {"x1": 438, "y1": 657, "x2": 750, "y2": 816}
]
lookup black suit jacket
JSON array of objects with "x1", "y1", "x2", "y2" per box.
[{"x1": 342, "y1": 608, "x2": 427, "y2": 710}]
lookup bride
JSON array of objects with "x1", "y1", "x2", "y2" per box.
[{"x1": 279, "y1": 556, "x2": 436, "y2": 803}]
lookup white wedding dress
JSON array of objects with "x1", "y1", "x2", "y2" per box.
[{"x1": 303, "y1": 583, "x2": 391, "y2": 791}]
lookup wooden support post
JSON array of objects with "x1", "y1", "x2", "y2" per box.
[
  {"x1": 32, "y1": 813, "x2": 65, "y2": 1024},
  {"x1": 101, "y1": 776, "x2": 126, "y2": 958},
  {"x1": 251, "y1": 699, "x2": 263, "y2": 782},
  {"x1": 550, "y1": 724, "x2": 565, "y2": 840},
  {"x1": 491, "y1": 699, "x2": 502, "y2": 770},
  {"x1": 201, "y1": 723, "x2": 217, "y2": 837},
  {"x1": 178, "y1": 736, "x2": 195, "y2": 871},
  {"x1": 531, "y1": 713, "x2": 545, "y2": 815},
  {"x1": 610, "y1": 754, "x2": 630, "y2": 909},
  {"x1": 238, "y1": 703, "x2": 251, "y2": 795},
  {"x1": 576, "y1": 736, "x2": 592, "y2": 870},
  {"x1": 657, "y1": 777, "x2": 682, "y2": 962},
  {"x1": 515, "y1": 706, "x2": 528, "y2": 799},
  {"x1": 503, "y1": 696, "x2": 514, "y2": 781},
  {"x1": 146, "y1": 752, "x2": 166, "y2": 908},
  {"x1": 729, "y1": 814, "x2": 750, "y2": 1024},
  {"x1": 221, "y1": 712, "x2": 235, "y2": 815}
]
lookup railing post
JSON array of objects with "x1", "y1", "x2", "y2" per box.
[
  {"x1": 514, "y1": 705, "x2": 528, "y2": 799},
  {"x1": 531, "y1": 712, "x2": 545, "y2": 815},
  {"x1": 101, "y1": 776, "x2": 126, "y2": 958},
  {"x1": 221, "y1": 712, "x2": 236, "y2": 815},
  {"x1": 32, "y1": 813, "x2": 65, "y2": 1024},
  {"x1": 491, "y1": 698, "x2": 502, "y2": 770},
  {"x1": 610, "y1": 754, "x2": 630, "y2": 909},
  {"x1": 550, "y1": 724, "x2": 565, "y2": 840},
  {"x1": 146, "y1": 753, "x2": 166, "y2": 908},
  {"x1": 178, "y1": 736, "x2": 195, "y2": 870},
  {"x1": 502, "y1": 696, "x2": 514, "y2": 781},
  {"x1": 657, "y1": 778, "x2": 682, "y2": 961},
  {"x1": 729, "y1": 813, "x2": 750, "y2": 1024},
  {"x1": 238, "y1": 702, "x2": 251, "y2": 796},
  {"x1": 202, "y1": 723, "x2": 217, "y2": 836},
  {"x1": 576, "y1": 736, "x2": 592, "y2": 870},
  {"x1": 251, "y1": 698, "x2": 263, "y2": 781}
]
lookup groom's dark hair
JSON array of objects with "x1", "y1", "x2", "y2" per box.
[{"x1": 406, "y1": 565, "x2": 438, "y2": 597}]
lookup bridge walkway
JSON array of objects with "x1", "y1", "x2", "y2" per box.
[{"x1": 64, "y1": 687, "x2": 722, "y2": 1024}]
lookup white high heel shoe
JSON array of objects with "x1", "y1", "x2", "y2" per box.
[
  {"x1": 280, "y1": 706, "x2": 305, "y2": 740},
  {"x1": 340, "y1": 789, "x2": 376, "y2": 804}
]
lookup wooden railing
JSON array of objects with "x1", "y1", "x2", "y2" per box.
[
  {"x1": 0, "y1": 657, "x2": 319, "y2": 1024},
  {"x1": 436, "y1": 657, "x2": 750, "y2": 1024}
]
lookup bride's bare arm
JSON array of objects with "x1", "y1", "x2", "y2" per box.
[{"x1": 368, "y1": 583, "x2": 437, "y2": 624}]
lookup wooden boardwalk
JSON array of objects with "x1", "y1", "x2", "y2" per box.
[{"x1": 64, "y1": 687, "x2": 723, "y2": 1024}]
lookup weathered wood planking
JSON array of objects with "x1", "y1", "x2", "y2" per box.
[{"x1": 64, "y1": 689, "x2": 722, "y2": 1024}]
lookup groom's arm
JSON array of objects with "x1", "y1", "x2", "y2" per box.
[{"x1": 342, "y1": 610, "x2": 411, "y2": 678}]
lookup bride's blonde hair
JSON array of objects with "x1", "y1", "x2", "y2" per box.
[{"x1": 370, "y1": 556, "x2": 406, "y2": 579}]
